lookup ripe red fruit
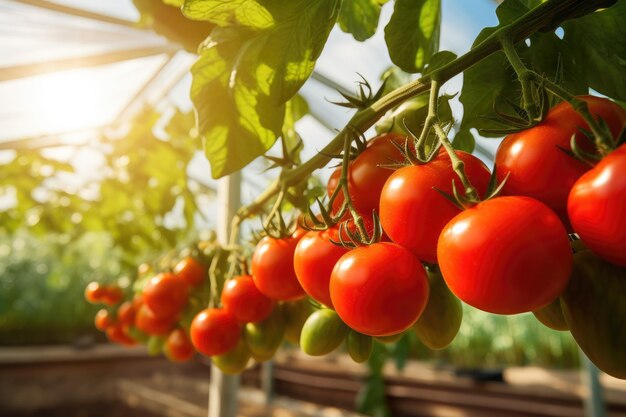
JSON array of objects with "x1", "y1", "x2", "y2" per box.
[
  {"x1": 221, "y1": 275, "x2": 275, "y2": 323},
  {"x1": 251, "y1": 229, "x2": 307, "y2": 301},
  {"x1": 327, "y1": 133, "x2": 407, "y2": 215},
  {"x1": 379, "y1": 149, "x2": 491, "y2": 263},
  {"x1": 106, "y1": 323, "x2": 136, "y2": 346},
  {"x1": 495, "y1": 95, "x2": 626, "y2": 227},
  {"x1": 101, "y1": 285, "x2": 124, "y2": 306},
  {"x1": 117, "y1": 301, "x2": 136, "y2": 327},
  {"x1": 438, "y1": 196, "x2": 573, "y2": 314},
  {"x1": 330, "y1": 242, "x2": 429, "y2": 337},
  {"x1": 174, "y1": 257, "x2": 207, "y2": 287},
  {"x1": 165, "y1": 328, "x2": 195, "y2": 362},
  {"x1": 134, "y1": 303, "x2": 176, "y2": 336},
  {"x1": 94, "y1": 309, "x2": 114, "y2": 331},
  {"x1": 294, "y1": 227, "x2": 349, "y2": 308},
  {"x1": 568, "y1": 143, "x2": 626, "y2": 267},
  {"x1": 190, "y1": 308, "x2": 240, "y2": 357},
  {"x1": 85, "y1": 282, "x2": 106, "y2": 304},
  {"x1": 142, "y1": 272, "x2": 189, "y2": 318}
]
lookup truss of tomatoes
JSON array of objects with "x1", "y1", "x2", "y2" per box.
[{"x1": 86, "y1": 95, "x2": 626, "y2": 379}]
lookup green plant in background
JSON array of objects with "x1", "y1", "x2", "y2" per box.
[{"x1": 0, "y1": 232, "x2": 122, "y2": 345}]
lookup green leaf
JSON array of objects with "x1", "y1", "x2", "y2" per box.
[
  {"x1": 423, "y1": 50, "x2": 456, "y2": 75},
  {"x1": 191, "y1": 1, "x2": 340, "y2": 178},
  {"x1": 453, "y1": 129, "x2": 475, "y2": 152},
  {"x1": 562, "y1": 1, "x2": 626, "y2": 101},
  {"x1": 384, "y1": 0, "x2": 441, "y2": 73},
  {"x1": 337, "y1": 0, "x2": 382, "y2": 41},
  {"x1": 183, "y1": 0, "x2": 274, "y2": 28}
]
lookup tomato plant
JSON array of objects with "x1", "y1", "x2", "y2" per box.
[
  {"x1": 379, "y1": 150, "x2": 491, "y2": 263},
  {"x1": 135, "y1": 303, "x2": 177, "y2": 336},
  {"x1": 330, "y1": 242, "x2": 429, "y2": 337},
  {"x1": 94, "y1": 309, "x2": 113, "y2": 331},
  {"x1": 438, "y1": 196, "x2": 572, "y2": 314},
  {"x1": 568, "y1": 143, "x2": 626, "y2": 267},
  {"x1": 165, "y1": 328, "x2": 195, "y2": 362}
]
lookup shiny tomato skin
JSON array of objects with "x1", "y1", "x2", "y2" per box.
[
  {"x1": 568, "y1": 143, "x2": 626, "y2": 267},
  {"x1": 437, "y1": 196, "x2": 572, "y2": 314},
  {"x1": 330, "y1": 242, "x2": 429, "y2": 337},
  {"x1": 85, "y1": 282, "x2": 105, "y2": 304},
  {"x1": 327, "y1": 133, "x2": 407, "y2": 215},
  {"x1": 496, "y1": 96, "x2": 626, "y2": 227},
  {"x1": 101, "y1": 286, "x2": 124, "y2": 306},
  {"x1": 106, "y1": 323, "x2": 136, "y2": 346},
  {"x1": 190, "y1": 308, "x2": 240, "y2": 357},
  {"x1": 135, "y1": 303, "x2": 176, "y2": 336},
  {"x1": 165, "y1": 328, "x2": 195, "y2": 362},
  {"x1": 251, "y1": 230, "x2": 306, "y2": 301},
  {"x1": 221, "y1": 275, "x2": 275, "y2": 324},
  {"x1": 294, "y1": 227, "x2": 349, "y2": 308},
  {"x1": 174, "y1": 257, "x2": 206, "y2": 287},
  {"x1": 117, "y1": 301, "x2": 136, "y2": 327},
  {"x1": 142, "y1": 272, "x2": 189, "y2": 319},
  {"x1": 379, "y1": 150, "x2": 491, "y2": 264},
  {"x1": 94, "y1": 309, "x2": 114, "y2": 331}
]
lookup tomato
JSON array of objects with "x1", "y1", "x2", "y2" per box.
[
  {"x1": 293, "y1": 227, "x2": 349, "y2": 308},
  {"x1": 496, "y1": 96, "x2": 626, "y2": 227},
  {"x1": 174, "y1": 256, "x2": 206, "y2": 287},
  {"x1": 379, "y1": 150, "x2": 491, "y2": 263},
  {"x1": 437, "y1": 196, "x2": 572, "y2": 314},
  {"x1": 165, "y1": 328, "x2": 195, "y2": 362},
  {"x1": 213, "y1": 338, "x2": 251, "y2": 374},
  {"x1": 106, "y1": 323, "x2": 136, "y2": 346},
  {"x1": 283, "y1": 299, "x2": 314, "y2": 345},
  {"x1": 101, "y1": 285, "x2": 124, "y2": 306},
  {"x1": 94, "y1": 309, "x2": 114, "y2": 331},
  {"x1": 568, "y1": 143, "x2": 626, "y2": 267},
  {"x1": 142, "y1": 272, "x2": 189, "y2": 319},
  {"x1": 84, "y1": 282, "x2": 105, "y2": 304},
  {"x1": 135, "y1": 303, "x2": 176, "y2": 336},
  {"x1": 117, "y1": 301, "x2": 136, "y2": 327},
  {"x1": 221, "y1": 275, "x2": 274, "y2": 323},
  {"x1": 190, "y1": 308, "x2": 240, "y2": 357},
  {"x1": 244, "y1": 307, "x2": 285, "y2": 358},
  {"x1": 251, "y1": 229, "x2": 306, "y2": 301},
  {"x1": 346, "y1": 330, "x2": 373, "y2": 363},
  {"x1": 330, "y1": 242, "x2": 429, "y2": 337},
  {"x1": 327, "y1": 133, "x2": 407, "y2": 215},
  {"x1": 300, "y1": 309, "x2": 347, "y2": 356}
]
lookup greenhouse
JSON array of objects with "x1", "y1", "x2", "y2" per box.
[{"x1": 1, "y1": 0, "x2": 625, "y2": 417}]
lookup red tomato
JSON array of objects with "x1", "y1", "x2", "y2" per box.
[
  {"x1": 142, "y1": 272, "x2": 189, "y2": 318},
  {"x1": 165, "y1": 328, "x2": 195, "y2": 362},
  {"x1": 101, "y1": 285, "x2": 124, "y2": 306},
  {"x1": 379, "y1": 150, "x2": 491, "y2": 264},
  {"x1": 251, "y1": 229, "x2": 306, "y2": 301},
  {"x1": 106, "y1": 323, "x2": 136, "y2": 346},
  {"x1": 221, "y1": 275, "x2": 275, "y2": 323},
  {"x1": 330, "y1": 242, "x2": 429, "y2": 337},
  {"x1": 496, "y1": 96, "x2": 626, "y2": 227},
  {"x1": 190, "y1": 308, "x2": 240, "y2": 357},
  {"x1": 94, "y1": 309, "x2": 114, "y2": 331},
  {"x1": 135, "y1": 303, "x2": 176, "y2": 336},
  {"x1": 437, "y1": 196, "x2": 572, "y2": 314},
  {"x1": 174, "y1": 256, "x2": 206, "y2": 287},
  {"x1": 117, "y1": 301, "x2": 136, "y2": 327},
  {"x1": 294, "y1": 227, "x2": 349, "y2": 308},
  {"x1": 327, "y1": 133, "x2": 407, "y2": 215},
  {"x1": 568, "y1": 143, "x2": 626, "y2": 267},
  {"x1": 84, "y1": 282, "x2": 105, "y2": 304}
]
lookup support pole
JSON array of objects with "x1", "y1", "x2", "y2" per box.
[
  {"x1": 210, "y1": 172, "x2": 241, "y2": 417},
  {"x1": 580, "y1": 350, "x2": 607, "y2": 417}
]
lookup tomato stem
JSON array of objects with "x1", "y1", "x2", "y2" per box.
[{"x1": 500, "y1": 36, "x2": 540, "y2": 123}]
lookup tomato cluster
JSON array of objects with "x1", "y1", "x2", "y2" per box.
[{"x1": 88, "y1": 95, "x2": 626, "y2": 378}]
